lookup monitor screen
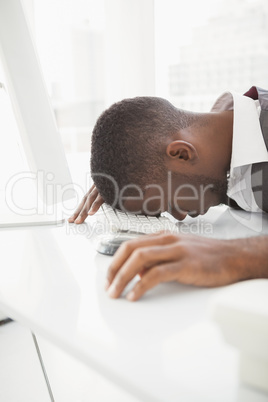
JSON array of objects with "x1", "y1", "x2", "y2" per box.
[
  {"x1": 0, "y1": 0, "x2": 74, "y2": 226},
  {"x1": 0, "y1": 0, "x2": 73, "y2": 206}
]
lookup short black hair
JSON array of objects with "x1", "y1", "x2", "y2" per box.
[{"x1": 90, "y1": 96, "x2": 198, "y2": 207}]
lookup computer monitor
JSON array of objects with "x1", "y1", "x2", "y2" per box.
[{"x1": 0, "y1": 0, "x2": 74, "y2": 227}]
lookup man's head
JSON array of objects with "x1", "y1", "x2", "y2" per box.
[{"x1": 91, "y1": 96, "x2": 232, "y2": 219}]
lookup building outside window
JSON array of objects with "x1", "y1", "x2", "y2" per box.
[
  {"x1": 7, "y1": 0, "x2": 268, "y2": 153},
  {"x1": 155, "y1": 0, "x2": 268, "y2": 112}
]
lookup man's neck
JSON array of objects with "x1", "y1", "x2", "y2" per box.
[{"x1": 211, "y1": 110, "x2": 233, "y2": 172}]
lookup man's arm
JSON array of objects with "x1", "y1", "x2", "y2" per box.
[
  {"x1": 105, "y1": 232, "x2": 268, "y2": 301},
  {"x1": 68, "y1": 184, "x2": 104, "y2": 223}
]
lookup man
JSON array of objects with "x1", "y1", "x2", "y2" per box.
[{"x1": 69, "y1": 87, "x2": 268, "y2": 301}]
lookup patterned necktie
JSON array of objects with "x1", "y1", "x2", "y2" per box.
[{"x1": 244, "y1": 86, "x2": 268, "y2": 212}]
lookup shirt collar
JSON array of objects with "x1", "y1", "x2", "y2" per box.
[{"x1": 211, "y1": 91, "x2": 268, "y2": 170}]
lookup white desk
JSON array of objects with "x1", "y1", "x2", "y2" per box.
[{"x1": 0, "y1": 207, "x2": 268, "y2": 402}]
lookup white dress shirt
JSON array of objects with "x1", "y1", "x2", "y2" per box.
[{"x1": 211, "y1": 91, "x2": 268, "y2": 212}]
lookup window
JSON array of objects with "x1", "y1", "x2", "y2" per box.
[
  {"x1": 24, "y1": 0, "x2": 155, "y2": 153},
  {"x1": 18, "y1": 0, "x2": 268, "y2": 153},
  {"x1": 155, "y1": 0, "x2": 268, "y2": 111}
]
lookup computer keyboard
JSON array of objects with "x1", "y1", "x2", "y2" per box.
[
  {"x1": 99, "y1": 203, "x2": 179, "y2": 234},
  {"x1": 94, "y1": 204, "x2": 179, "y2": 255}
]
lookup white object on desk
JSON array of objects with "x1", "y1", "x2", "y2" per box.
[{"x1": 210, "y1": 279, "x2": 268, "y2": 393}]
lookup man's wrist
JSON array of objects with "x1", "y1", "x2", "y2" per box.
[{"x1": 230, "y1": 236, "x2": 268, "y2": 282}]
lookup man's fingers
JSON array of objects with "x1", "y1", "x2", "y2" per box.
[
  {"x1": 107, "y1": 237, "x2": 182, "y2": 298},
  {"x1": 87, "y1": 194, "x2": 104, "y2": 215},
  {"x1": 107, "y1": 247, "x2": 153, "y2": 298},
  {"x1": 106, "y1": 232, "x2": 179, "y2": 287},
  {"x1": 68, "y1": 196, "x2": 87, "y2": 223},
  {"x1": 68, "y1": 186, "x2": 100, "y2": 224},
  {"x1": 74, "y1": 196, "x2": 93, "y2": 223},
  {"x1": 126, "y1": 262, "x2": 179, "y2": 301}
]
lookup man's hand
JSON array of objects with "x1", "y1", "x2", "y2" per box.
[
  {"x1": 105, "y1": 232, "x2": 268, "y2": 301},
  {"x1": 68, "y1": 184, "x2": 104, "y2": 224}
]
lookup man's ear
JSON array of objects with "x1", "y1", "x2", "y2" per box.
[{"x1": 166, "y1": 140, "x2": 198, "y2": 162}]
